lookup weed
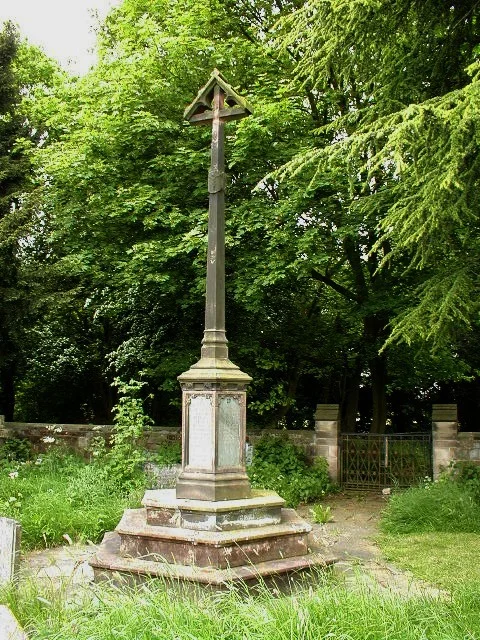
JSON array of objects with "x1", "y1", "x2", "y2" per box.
[
  {"x1": 0, "y1": 450, "x2": 143, "y2": 548},
  {"x1": 4, "y1": 576, "x2": 480, "y2": 640},
  {"x1": 309, "y1": 503, "x2": 333, "y2": 523}
]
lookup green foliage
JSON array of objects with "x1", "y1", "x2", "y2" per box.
[
  {"x1": 151, "y1": 441, "x2": 181, "y2": 467},
  {"x1": 278, "y1": 0, "x2": 480, "y2": 349},
  {"x1": 103, "y1": 378, "x2": 153, "y2": 488},
  {"x1": 380, "y1": 479, "x2": 480, "y2": 535},
  {"x1": 0, "y1": 450, "x2": 143, "y2": 548},
  {"x1": 0, "y1": 437, "x2": 32, "y2": 462},
  {"x1": 449, "y1": 461, "x2": 480, "y2": 503},
  {"x1": 247, "y1": 435, "x2": 333, "y2": 507}
]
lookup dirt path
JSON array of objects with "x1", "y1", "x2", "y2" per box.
[
  {"x1": 299, "y1": 492, "x2": 444, "y2": 596},
  {"x1": 20, "y1": 492, "x2": 443, "y2": 596}
]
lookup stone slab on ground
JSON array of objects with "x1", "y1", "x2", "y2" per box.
[
  {"x1": 21, "y1": 543, "x2": 96, "y2": 585},
  {"x1": 0, "y1": 605, "x2": 27, "y2": 640}
]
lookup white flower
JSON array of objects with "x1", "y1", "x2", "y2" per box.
[
  {"x1": 35, "y1": 458, "x2": 43, "y2": 465},
  {"x1": 8, "y1": 471, "x2": 18, "y2": 479},
  {"x1": 42, "y1": 436, "x2": 56, "y2": 444}
]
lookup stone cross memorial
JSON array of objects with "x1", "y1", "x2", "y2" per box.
[
  {"x1": 0, "y1": 517, "x2": 21, "y2": 586},
  {"x1": 89, "y1": 71, "x2": 331, "y2": 586}
]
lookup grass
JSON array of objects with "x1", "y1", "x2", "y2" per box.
[
  {"x1": 0, "y1": 449, "x2": 144, "y2": 549},
  {"x1": 378, "y1": 474, "x2": 480, "y2": 589},
  {"x1": 380, "y1": 532, "x2": 480, "y2": 589},
  {"x1": 3, "y1": 577, "x2": 480, "y2": 640}
]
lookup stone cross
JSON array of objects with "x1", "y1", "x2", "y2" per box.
[
  {"x1": 183, "y1": 69, "x2": 253, "y2": 361},
  {"x1": 176, "y1": 71, "x2": 253, "y2": 502}
]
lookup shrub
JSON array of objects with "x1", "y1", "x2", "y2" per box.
[
  {"x1": 0, "y1": 438, "x2": 32, "y2": 463},
  {"x1": 151, "y1": 441, "x2": 181, "y2": 467},
  {"x1": 449, "y1": 461, "x2": 480, "y2": 503},
  {"x1": 247, "y1": 434, "x2": 334, "y2": 507},
  {"x1": 104, "y1": 378, "x2": 153, "y2": 489}
]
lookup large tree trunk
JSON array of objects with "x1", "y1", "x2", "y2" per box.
[
  {"x1": 341, "y1": 368, "x2": 361, "y2": 433},
  {"x1": 370, "y1": 352, "x2": 387, "y2": 434},
  {"x1": 0, "y1": 361, "x2": 16, "y2": 420},
  {"x1": 364, "y1": 313, "x2": 388, "y2": 434}
]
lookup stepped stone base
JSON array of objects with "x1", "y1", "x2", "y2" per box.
[
  {"x1": 89, "y1": 489, "x2": 336, "y2": 587},
  {"x1": 90, "y1": 532, "x2": 335, "y2": 587}
]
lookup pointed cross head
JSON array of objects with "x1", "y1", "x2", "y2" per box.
[{"x1": 184, "y1": 69, "x2": 253, "y2": 126}]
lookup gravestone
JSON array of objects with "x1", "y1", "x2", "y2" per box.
[{"x1": 0, "y1": 517, "x2": 21, "y2": 586}]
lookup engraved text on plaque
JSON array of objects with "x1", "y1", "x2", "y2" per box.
[
  {"x1": 217, "y1": 395, "x2": 241, "y2": 467},
  {"x1": 188, "y1": 395, "x2": 214, "y2": 469}
]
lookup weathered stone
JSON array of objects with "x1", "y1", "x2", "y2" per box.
[
  {"x1": 91, "y1": 531, "x2": 335, "y2": 588},
  {"x1": 314, "y1": 404, "x2": 340, "y2": 482},
  {"x1": 432, "y1": 404, "x2": 457, "y2": 422},
  {"x1": 89, "y1": 71, "x2": 335, "y2": 588},
  {"x1": 0, "y1": 517, "x2": 21, "y2": 586},
  {"x1": 117, "y1": 511, "x2": 309, "y2": 568},
  {"x1": 432, "y1": 404, "x2": 458, "y2": 479},
  {"x1": 143, "y1": 489, "x2": 284, "y2": 530},
  {"x1": 0, "y1": 606, "x2": 27, "y2": 640}
]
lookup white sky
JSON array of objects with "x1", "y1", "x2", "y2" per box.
[{"x1": 0, "y1": 0, "x2": 122, "y2": 74}]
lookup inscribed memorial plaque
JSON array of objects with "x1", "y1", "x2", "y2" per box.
[
  {"x1": 188, "y1": 395, "x2": 214, "y2": 468},
  {"x1": 0, "y1": 517, "x2": 21, "y2": 586},
  {"x1": 218, "y1": 395, "x2": 241, "y2": 467}
]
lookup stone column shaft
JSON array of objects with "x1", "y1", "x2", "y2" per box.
[{"x1": 202, "y1": 85, "x2": 228, "y2": 361}]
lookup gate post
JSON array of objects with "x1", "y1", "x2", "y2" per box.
[
  {"x1": 432, "y1": 404, "x2": 458, "y2": 479},
  {"x1": 314, "y1": 404, "x2": 340, "y2": 482}
]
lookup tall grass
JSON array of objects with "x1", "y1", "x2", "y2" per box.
[
  {"x1": 380, "y1": 480, "x2": 480, "y2": 535},
  {"x1": 3, "y1": 578, "x2": 480, "y2": 640},
  {"x1": 0, "y1": 450, "x2": 144, "y2": 548}
]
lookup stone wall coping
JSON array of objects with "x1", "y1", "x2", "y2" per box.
[
  {"x1": 3, "y1": 422, "x2": 180, "y2": 432},
  {"x1": 432, "y1": 404, "x2": 457, "y2": 422},
  {"x1": 314, "y1": 404, "x2": 340, "y2": 421}
]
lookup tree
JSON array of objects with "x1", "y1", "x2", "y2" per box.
[
  {"x1": 278, "y1": 0, "x2": 480, "y2": 349},
  {"x1": 260, "y1": 0, "x2": 480, "y2": 430},
  {"x1": 0, "y1": 22, "x2": 31, "y2": 419},
  {"x1": 0, "y1": 22, "x2": 64, "y2": 419}
]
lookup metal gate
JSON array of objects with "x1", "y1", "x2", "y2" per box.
[{"x1": 340, "y1": 433, "x2": 432, "y2": 489}]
